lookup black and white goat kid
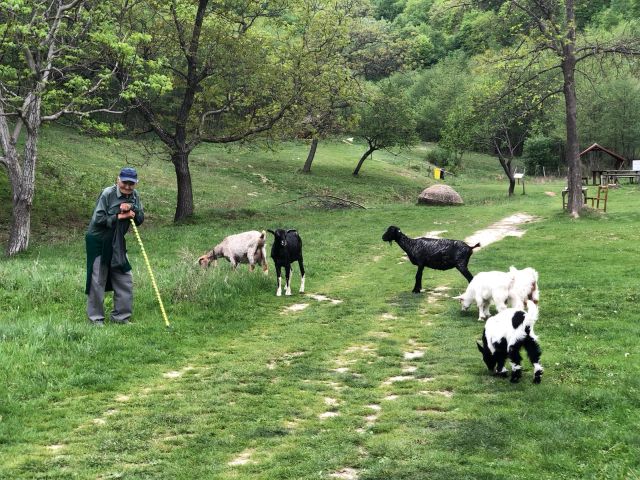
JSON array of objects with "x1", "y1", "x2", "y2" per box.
[
  {"x1": 268, "y1": 229, "x2": 305, "y2": 296},
  {"x1": 382, "y1": 226, "x2": 479, "y2": 293},
  {"x1": 477, "y1": 300, "x2": 543, "y2": 384}
]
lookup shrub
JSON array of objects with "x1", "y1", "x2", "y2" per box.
[
  {"x1": 424, "y1": 147, "x2": 456, "y2": 168},
  {"x1": 523, "y1": 135, "x2": 565, "y2": 175}
]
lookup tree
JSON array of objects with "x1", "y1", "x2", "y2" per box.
[
  {"x1": 578, "y1": 72, "x2": 640, "y2": 160},
  {"x1": 128, "y1": 0, "x2": 362, "y2": 221},
  {"x1": 441, "y1": 70, "x2": 549, "y2": 195},
  {"x1": 497, "y1": 0, "x2": 640, "y2": 215},
  {"x1": 0, "y1": 0, "x2": 136, "y2": 255},
  {"x1": 352, "y1": 84, "x2": 417, "y2": 176}
]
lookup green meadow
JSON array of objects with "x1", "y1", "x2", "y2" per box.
[{"x1": 1, "y1": 127, "x2": 639, "y2": 479}]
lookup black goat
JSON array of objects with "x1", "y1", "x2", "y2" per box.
[
  {"x1": 382, "y1": 225, "x2": 479, "y2": 293},
  {"x1": 268, "y1": 229, "x2": 305, "y2": 296}
]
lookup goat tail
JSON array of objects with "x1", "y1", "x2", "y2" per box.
[
  {"x1": 525, "y1": 300, "x2": 539, "y2": 323},
  {"x1": 470, "y1": 242, "x2": 481, "y2": 249}
]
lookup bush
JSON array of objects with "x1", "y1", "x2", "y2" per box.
[
  {"x1": 424, "y1": 147, "x2": 456, "y2": 168},
  {"x1": 523, "y1": 135, "x2": 565, "y2": 175}
]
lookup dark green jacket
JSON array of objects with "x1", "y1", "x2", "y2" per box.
[{"x1": 85, "y1": 185, "x2": 144, "y2": 294}]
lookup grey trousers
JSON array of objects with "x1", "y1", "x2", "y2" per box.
[{"x1": 87, "y1": 256, "x2": 133, "y2": 322}]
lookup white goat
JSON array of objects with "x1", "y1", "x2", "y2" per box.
[
  {"x1": 198, "y1": 230, "x2": 268, "y2": 273},
  {"x1": 454, "y1": 266, "x2": 539, "y2": 321}
]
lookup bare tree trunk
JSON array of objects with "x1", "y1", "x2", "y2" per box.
[
  {"x1": 302, "y1": 137, "x2": 318, "y2": 173},
  {"x1": 353, "y1": 146, "x2": 375, "y2": 176},
  {"x1": 563, "y1": 0, "x2": 583, "y2": 217},
  {"x1": 171, "y1": 150, "x2": 194, "y2": 221},
  {"x1": 496, "y1": 145, "x2": 516, "y2": 196}
]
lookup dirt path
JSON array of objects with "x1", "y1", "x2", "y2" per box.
[{"x1": 464, "y1": 213, "x2": 538, "y2": 250}]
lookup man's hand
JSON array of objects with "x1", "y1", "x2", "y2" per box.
[
  {"x1": 117, "y1": 210, "x2": 136, "y2": 220},
  {"x1": 120, "y1": 203, "x2": 134, "y2": 212}
]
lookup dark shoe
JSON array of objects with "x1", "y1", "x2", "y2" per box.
[{"x1": 89, "y1": 320, "x2": 105, "y2": 327}]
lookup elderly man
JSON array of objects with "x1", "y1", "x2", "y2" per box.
[{"x1": 85, "y1": 167, "x2": 144, "y2": 325}]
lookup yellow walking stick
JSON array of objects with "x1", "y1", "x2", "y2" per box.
[{"x1": 130, "y1": 219, "x2": 171, "y2": 328}]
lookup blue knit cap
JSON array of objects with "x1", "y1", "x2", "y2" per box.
[{"x1": 119, "y1": 167, "x2": 138, "y2": 183}]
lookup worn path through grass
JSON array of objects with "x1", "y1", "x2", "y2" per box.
[{"x1": 22, "y1": 210, "x2": 547, "y2": 480}]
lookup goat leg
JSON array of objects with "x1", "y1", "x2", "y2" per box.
[
  {"x1": 456, "y1": 264, "x2": 474, "y2": 283},
  {"x1": 413, "y1": 266, "x2": 424, "y2": 293},
  {"x1": 509, "y1": 348, "x2": 523, "y2": 383},
  {"x1": 298, "y1": 257, "x2": 305, "y2": 293},
  {"x1": 285, "y1": 265, "x2": 292, "y2": 296},
  {"x1": 276, "y1": 266, "x2": 283, "y2": 296}
]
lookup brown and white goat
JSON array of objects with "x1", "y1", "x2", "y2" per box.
[{"x1": 198, "y1": 230, "x2": 268, "y2": 273}]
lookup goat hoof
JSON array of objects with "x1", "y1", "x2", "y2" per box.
[
  {"x1": 285, "y1": 291, "x2": 292, "y2": 296},
  {"x1": 533, "y1": 372, "x2": 543, "y2": 384},
  {"x1": 276, "y1": 291, "x2": 282, "y2": 297}
]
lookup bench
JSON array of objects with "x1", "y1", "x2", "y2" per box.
[{"x1": 598, "y1": 170, "x2": 640, "y2": 185}]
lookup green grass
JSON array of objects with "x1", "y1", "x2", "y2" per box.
[{"x1": 1, "y1": 126, "x2": 639, "y2": 479}]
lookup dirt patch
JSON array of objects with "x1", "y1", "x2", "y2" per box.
[
  {"x1": 163, "y1": 366, "x2": 195, "y2": 379},
  {"x1": 228, "y1": 449, "x2": 256, "y2": 466},
  {"x1": 404, "y1": 350, "x2": 425, "y2": 360},
  {"x1": 419, "y1": 390, "x2": 454, "y2": 398},
  {"x1": 319, "y1": 411, "x2": 340, "y2": 419},
  {"x1": 307, "y1": 294, "x2": 342, "y2": 304},
  {"x1": 464, "y1": 213, "x2": 538, "y2": 250},
  {"x1": 330, "y1": 467, "x2": 360, "y2": 479},
  {"x1": 382, "y1": 375, "x2": 415, "y2": 385},
  {"x1": 46, "y1": 444, "x2": 65, "y2": 452},
  {"x1": 282, "y1": 303, "x2": 309, "y2": 313}
]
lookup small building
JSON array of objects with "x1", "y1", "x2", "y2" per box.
[{"x1": 579, "y1": 143, "x2": 627, "y2": 184}]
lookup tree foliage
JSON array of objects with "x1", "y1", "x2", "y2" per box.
[
  {"x1": 353, "y1": 82, "x2": 417, "y2": 175},
  {"x1": 124, "y1": 0, "x2": 364, "y2": 221},
  {"x1": 0, "y1": 0, "x2": 144, "y2": 255}
]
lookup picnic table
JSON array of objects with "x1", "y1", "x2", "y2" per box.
[
  {"x1": 562, "y1": 186, "x2": 588, "y2": 209},
  {"x1": 592, "y1": 169, "x2": 640, "y2": 185}
]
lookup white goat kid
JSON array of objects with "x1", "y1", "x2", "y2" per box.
[
  {"x1": 507, "y1": 266, "x2": 539, "y2": 309},
  {"x1": 454, "y1": 266, "x2": 539, "y2": 321},
  {"x1": 198, "y1": 230, "x2": 268, "y2": 273}
]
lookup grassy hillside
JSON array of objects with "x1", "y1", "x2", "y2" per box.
[
  {"x1": 1, "y1": 127, "x2": 639, "y2": 479},
  {"x1": 0, "y1": 126, "x2": 511, "y2": 246}
]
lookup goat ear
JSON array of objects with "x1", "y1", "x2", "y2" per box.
[
  {"x1": 286, "y1": 229, "x2": 297, "y2": 234},
  {"x1": 476, "y1": 340, "x2": 484, "y2": 353}
]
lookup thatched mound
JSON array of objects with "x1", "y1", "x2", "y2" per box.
[{"x1": 417, "y1": 184, "x2": 464, "y2": 206}]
